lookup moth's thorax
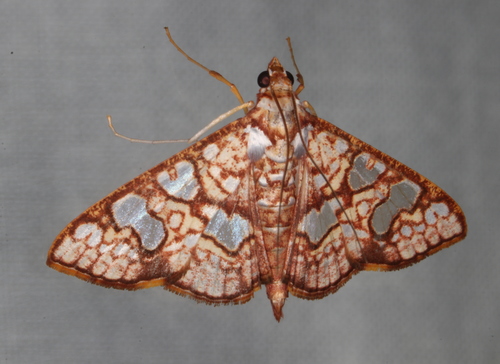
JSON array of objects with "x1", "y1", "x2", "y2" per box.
[
  {"x1": 255, "y1": 92, "x2": 300, "y2": 119},
  {"x1": 253, "y1": 86, "x2": 308, "y2": 141}
]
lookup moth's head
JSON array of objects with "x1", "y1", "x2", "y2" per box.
[{"x1": 257, "y1": 57, "x2": 294, "y2": 93}]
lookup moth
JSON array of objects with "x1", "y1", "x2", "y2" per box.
[{"x1": 47, "y1": 29, "x2": 467, "y2": 321}]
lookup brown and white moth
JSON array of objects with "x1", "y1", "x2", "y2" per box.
[{"x1": 47, "y1": 29, "x2": 467, "y2": 321}]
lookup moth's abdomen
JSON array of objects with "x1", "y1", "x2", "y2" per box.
[{"x1": 253, "y1": 163, "x2": 298, "y2": 281}]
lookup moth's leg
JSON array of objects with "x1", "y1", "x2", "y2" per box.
[
  {"x1": 186, "y1": 101, "x2": 254, "y2": 142},
  {"x1": 107, "y1": 101, "x2": 254, "y2": 144},
  {"x1": 286, "y1": 37, "x2": 305, "y2": 96},
  {"x1": 302, "y1": 101, "x2": 317, "y2": 117},
  {"x1": 165, "y1": 27, "x2": 248, "y2": 113}
]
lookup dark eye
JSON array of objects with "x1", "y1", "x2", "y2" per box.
[
  {"x1": 258, "y1": 71, "x2": 270, "y2": 87},
  {"x1": 286, "y1": 71, "x2": 294, "y2": 85}
]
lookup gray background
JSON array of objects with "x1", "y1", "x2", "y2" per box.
[{"x1": 2, "y1": 1, "x2": 498, "y2": 363}]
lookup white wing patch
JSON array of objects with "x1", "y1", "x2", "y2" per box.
[
  {"x1": 203, "y1": 143, "x2": 220, "y2": 161},
  {"x1": 74, "y1": 223, "x2": 103, "y2": 247},
  {"x1": 53, "y1": 223, "x2": 103, "y2": 265},
  {"x1": 112, "y1": 194, "x2": 165, "y2": 250},
  {"x1": 204, "y1": 209, "x2": 250, "y2": 250},
  {"x1": 292, "y1": 125, "x2": 313, "y2": 157},
  {"x1": 371, "y1": 180, "x2": 421, "y2": 235},
  {"x1": 245, "y1": 126, "x2": 272, "y2": 162},
  {"x1": 303, "y1": 201, "x2": 338, "y2": 244},
  {"x1": 158, "y1": 161, "x2": 200, "y2": 200},
  {"x1": 349, "y1": 153, "x2": 386, "y2": 190}
]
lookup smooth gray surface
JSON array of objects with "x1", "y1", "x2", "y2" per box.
[{"x1": 2, "y1": 1, "x2": 498, "y2": 363}]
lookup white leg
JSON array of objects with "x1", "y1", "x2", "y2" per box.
[{"x1": 107, "y1": 101, "x2": 254, "y2": 144}]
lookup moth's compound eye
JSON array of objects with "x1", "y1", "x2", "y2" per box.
[
  {"x1": 257, "y1": 71, "x2": 270, "y2": 87},
  {"x1": 286, "y1": 71, "x2": 294, "y2": 85}
]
